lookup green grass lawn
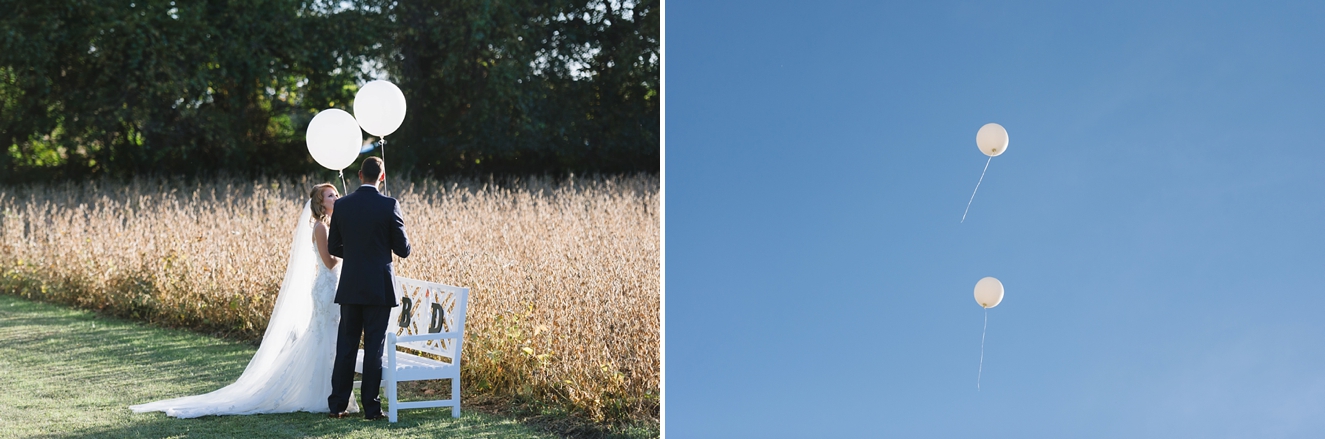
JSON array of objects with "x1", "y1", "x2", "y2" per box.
[{"x1": 0, "y1": 294, "x2": 564, "y2": 439}]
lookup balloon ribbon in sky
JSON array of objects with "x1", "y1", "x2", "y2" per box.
[
  {"x1": 974, "y1": 276, "x2": 1004, "y2": 390},
  {"x1": 962, "y1": 123, "x2": 1009, "y2": 223}
]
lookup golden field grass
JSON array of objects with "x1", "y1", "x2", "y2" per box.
[{"x1": 0, "y1": 174, "x2": 659, "y2": 425}]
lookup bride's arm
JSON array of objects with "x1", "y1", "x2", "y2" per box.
[{"x1": 313, "y1": 222, "x2": 340, "y2": 269}]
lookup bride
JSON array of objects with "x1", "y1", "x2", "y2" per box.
[{"x1": 131, "y1": 183, "x2": 358, "y2": 417}]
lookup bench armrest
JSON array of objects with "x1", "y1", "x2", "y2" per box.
[{"x1": 394, "y1": 332, "x2": 463, "y2": 344}]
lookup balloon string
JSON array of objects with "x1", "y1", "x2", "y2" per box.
[
  {"x1": 338, "y1": 170, "x2": 348, "y2": 198},
  {"x1": 978, "y1": 308, "x2": 988, "y2": 391},
  {"x1": 380, "y1": 136, "x2": 387, "y2": 196},
  {"x1": 962, "y1": 156, "x2": 992, "y2": 223}
]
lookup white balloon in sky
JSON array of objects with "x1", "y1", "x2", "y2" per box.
[
  {"x1": 353, "y1": 80, "x2": 408, "y2": 137},
  {"x1": 974, "y1": 277, "x2": 1004, "y2": 309},
  {"x1": 976, "y1": 123, "x2": 1009, "y2": 157},
  {"x1": 306, "y1": 109, "x2": 362, "y2": 171}
]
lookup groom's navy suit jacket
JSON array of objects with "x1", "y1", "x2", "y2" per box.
[{"x1": 327, "y1": 185, "x2": 411, "y2": 306}]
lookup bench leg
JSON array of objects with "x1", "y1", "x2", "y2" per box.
[
  {"x1": 452, "y1": 377, "x2": 461, "y2": 418},
  {"x1": 387, "y1": 377, "x2": 398, "y2": 423}
]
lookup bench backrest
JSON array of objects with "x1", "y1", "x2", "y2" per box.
[{"x1": 388, "y1": 277, "x2": 470, "y2": 360}]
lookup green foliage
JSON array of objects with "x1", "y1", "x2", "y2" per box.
[
  {"x1": 0, "y1": 0, "x2": 659, "y2": 181},
  {"x1": 0, "y1": 0, "x2": 378, "y2": 180},
  {"x1": 380, "y1": 0, "x2": 660, "y2": 174}
]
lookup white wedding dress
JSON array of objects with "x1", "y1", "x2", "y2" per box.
[{"x1": 131, "y1": 202, "x2": 357, "y2": 418}]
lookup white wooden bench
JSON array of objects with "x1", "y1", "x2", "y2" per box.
[{"x1": 354, "y1": 277, "x2": 469, "y2": 422}]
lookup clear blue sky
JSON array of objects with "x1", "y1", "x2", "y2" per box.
[{"x1": 667, "y1": 1, "x2": 1325, "y2": 437}]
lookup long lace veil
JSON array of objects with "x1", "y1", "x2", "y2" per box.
[{"x1": 131, "y1": 201, "x2": 318, "y2": 416}]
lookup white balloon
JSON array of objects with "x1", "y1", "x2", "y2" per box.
[
  {"x1": 353, "y1": 80, "x2": 407, "y2": 137},
  {"x1": 306, "y1": 109, "x2": 362, "y2": 171},
  {"x1": 976, "y1": 123, "x2": 1008, "y2": 157},
  {"x1": 974, "y1": 277, "x2": 1004, "y2": 309}
]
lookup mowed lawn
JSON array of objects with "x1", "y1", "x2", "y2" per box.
[{"x1": 0, "y1": 294, "x2": 558, "y2": 439}]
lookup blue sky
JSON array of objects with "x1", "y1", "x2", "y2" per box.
[{"x1": 667, "y1": 1, "x2": 1325, "y2": 437}]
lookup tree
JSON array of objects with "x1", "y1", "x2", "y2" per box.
[{"x1": 0, "y1": 0, "x2": 659, "y2": 181}]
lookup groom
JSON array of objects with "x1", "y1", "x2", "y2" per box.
[{"x1": 326, "y1": 156, "x2": 411, "y2": 420}]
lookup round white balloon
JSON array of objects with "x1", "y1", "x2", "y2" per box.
[
  {"x1": 306, "y1": 109, "x2": 362, "y2": 171},
  {"x1": 353, "y1": 80, "x2": 407, "y2": 137},
  {"x1": 976, "y1": 123, "x2": 1009, "y2": 157},
  {"x1": 974, "y1": 277, "x2": 1004, "y2": 309}
]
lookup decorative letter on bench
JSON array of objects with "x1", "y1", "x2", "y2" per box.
[{"x1": 355, "y1": 277, "x2": 470, "y2": 422}]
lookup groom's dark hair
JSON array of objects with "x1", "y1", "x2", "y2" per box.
[{"x1": 360, "y1": 157, "x2": 384, "y2": 182}]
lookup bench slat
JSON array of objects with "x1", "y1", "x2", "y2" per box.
[{"x1": 395, "y1": 400, "x2": 457, "y2": 410}]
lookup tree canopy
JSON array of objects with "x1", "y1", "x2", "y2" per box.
[{"x1": 0, "y1": 0, "x2": 659, "y2": 181}]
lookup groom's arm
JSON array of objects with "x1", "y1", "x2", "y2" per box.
[
  {"x1": 390, "y1": 199, "x2": 411, "y2": 258},
  {"x1": 327, "y1": 203, "x2": 345, "y2": 258}
]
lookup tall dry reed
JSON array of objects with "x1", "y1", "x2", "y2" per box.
[{"x1": 0, "y1": 174, "x2": 659, "y2": 423}]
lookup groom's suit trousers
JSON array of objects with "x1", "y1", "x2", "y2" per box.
[{"x1": 329, "y1": 303, "x2": 392, "y2": 416}]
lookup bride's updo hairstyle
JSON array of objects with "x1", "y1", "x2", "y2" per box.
[{"x1": 309, "y1": 183, "x2": 337, "y2": 225}]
